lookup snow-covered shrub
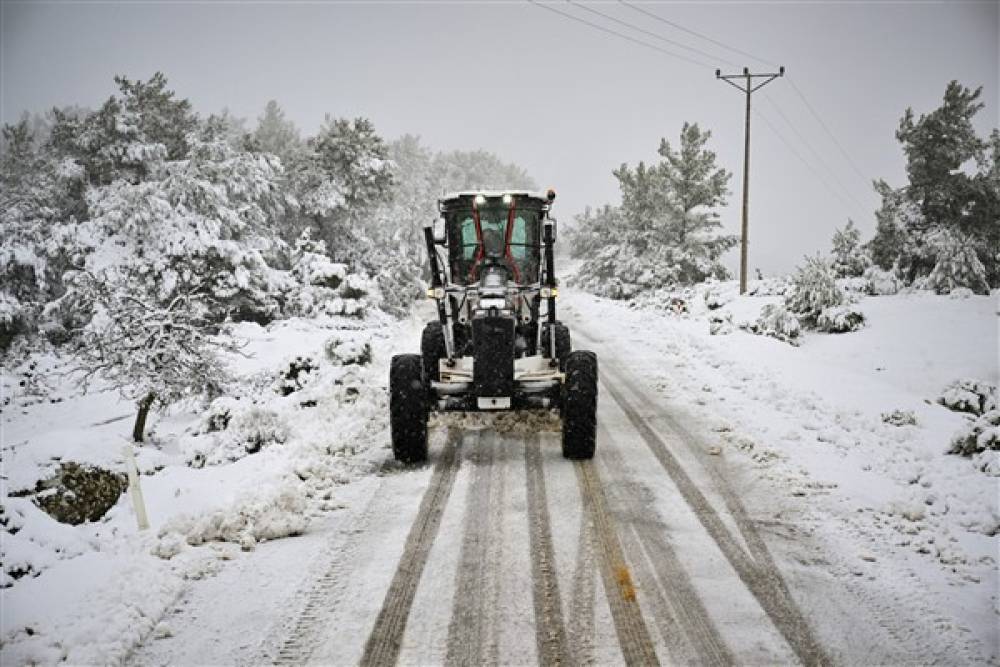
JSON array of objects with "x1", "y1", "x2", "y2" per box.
[
  {"x1": 948, "y1": 410, "x2": 1000, "y2": 458},
  {"x1": 785, "y1": 255, "x2": 844, "y2": 326},
  {"x1": 747, "y1": 277, "x2": 791, "y2": 296},
  {"x1": 274, "y1": 356, "x2": 318, "y2": 396},
  {"x1": 232, "y1": 408, "x2": 289, "y2": 454},
  {"x1": 291, "y1": 229, "x2": 347, "y2": 289},
  {"x1": 816, "y1": 304, "x2": 866, "y2": 333},
  {"x1": 882, "y1": 409, "x2": 918, "y2": 427},
  {"x1": 200, "y1": 396, "x2": 240, "y2": 433},
  {"x1": 324, "y1": 336, "x2": 372, "y2": 366},
  {"x1": 863, "y1": 266, "x2": 901, "y2": 295},
  {"x1": 739, "y1": 303, "x2": 801, "y2": 345},
  {"x1": 184, "y1": 405, "x2": 289, "y2": 467},
  {"x1": 158, "y1": 483, "x2": 308, "y2": 551},
  {"x1": 948, "y1": 286, "x2": 974, "y2": 299},
  {"x1": 925, "y1": 230, "x2": 990, "y2": 295},
  {"x1": 836, "y1": 276, "x2": 872, "y2": 295},
  {"x1": 938, "y1": 379, "x2": 997, "y2": 416},
  {"x1": 703, "y1": 282, "x2": 731, "y2": 310},
  {"x1": 708, "y1": 311, "x2": 732, "y2": 335}
]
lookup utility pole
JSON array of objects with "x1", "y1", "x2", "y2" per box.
[{"x1": 717, "y1": 66, "x2": 784, "y2": 294}]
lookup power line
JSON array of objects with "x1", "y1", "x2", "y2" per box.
[
  {"x1": 787, "y1": 77, "x2": 872, "y2": 189},
  {"x1": 527, "y1": 0, "x2": 711, "y2": 69},
  {"x1": 760, "y1": 93, "x2": 872, "y2": 212},
  {"x1": 754, "y1": 107, "x2": 867, "y2": 221},
  {"x1": 618, "y1": 0, "x2": 777, "y2": 69},
  {"x1": 565, "y1": 0, "x2": 723, "y2": 69},
  {"x1": 611, "y1": 1, "x2": 874, "y2": 205}
]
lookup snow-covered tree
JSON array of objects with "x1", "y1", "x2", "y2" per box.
[
  {"x1": 925, "y1": 229, "x2": 990, "y2": 294},
  {"x1": 868, "y1": 80, "x2": 998, "y2": 287},
  {"x1": 0, "y1": 119, "x2": 86, "y2": 348},
  {"x1": 830, "y1": 219, "x2": 869, "y2": 278},
  {"x1": 574, "y1": 124, "x2": 734, "y2": 295},
  {"x1": 252, "y1": 100, "x2": 301, "y2": 167},
  {"x1": 432, "y1": 149, "x2": 536, "y2": 192},
  {"x1": 71, "y1": 270, "x2": 237, "y2": 442}
]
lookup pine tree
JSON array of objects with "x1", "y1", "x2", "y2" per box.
[
  {"x1": 867, "y1": 80, "x2": 998, "y2": 287},
  {"x1": 658, "y1": 123, "x2": 732, "y2": 244},
  {"x1": 253, "y1": 100, "x2": 301, "y2": 166},
  {"x1": 896, "y1": 81, "x2": 985, "y2": 230},
  {"x1": 830, "y1": 219, "x2": 869, "y2": 278},
  {"x1": 584, "y1": 123, "x2": 735, "y2": 292}
]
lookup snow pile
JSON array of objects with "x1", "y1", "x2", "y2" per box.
[{"x1": 156, "y1": 482, "x2": 309, "y2": 552}]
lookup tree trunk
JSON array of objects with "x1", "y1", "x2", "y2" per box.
[{"x1": 132, "y1": 393, "x2": 156, "y2": 443}]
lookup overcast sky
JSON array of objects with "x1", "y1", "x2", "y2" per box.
[{"x1": 2, "y1": 0, "x2": 997, "y2": 275}]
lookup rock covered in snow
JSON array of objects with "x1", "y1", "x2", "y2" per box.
[{"x1": 9, "y1": 462, "x2": 126, "y2": 526}]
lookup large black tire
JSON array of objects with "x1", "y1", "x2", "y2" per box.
[
  {"x1": 390, "y1": 354, "x2": 428, "y2": 463},
  {"x1": 542, "y1": 322, "x2": 572, "y2": 371},
  {"x1": 561, "y1": 350, "x2": 598, "y2": 460},
  {"x1": 421, "y1": 322, "x2": 446, "y2": 384}
]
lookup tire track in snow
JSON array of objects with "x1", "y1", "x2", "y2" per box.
[
  {"x1": 359, "y1": 429, "x2": 462, "y2": 667},
  {"x1": 598, "y1": 430, "x2": 734, "y2": 666},
  {"x1": 445, "y1": 430, "x2": 506, "y2": 666},
  {"x1": 574, "y1": 460, "x2": 660, "y2": 666},
  {"x1": 599, "y1": 368, "x2": 830, "y2": 666},
  {"x1": 524, "y1": 435, "x2": 571, "y2": 665},
  {"x1": 566, "y1": 506, "x2": 597, "y2": 666},
  {"x1": 271, "y1": 477, "x2": 391, "y2": 665}
]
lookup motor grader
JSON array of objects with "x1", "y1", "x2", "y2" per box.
[{"x1": 388, "y1": 189, "x2": 598, "y2": 463}]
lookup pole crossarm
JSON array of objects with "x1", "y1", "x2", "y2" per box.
[{"x1": 715, "y1": 66, "x2": 785, "y2": 295}]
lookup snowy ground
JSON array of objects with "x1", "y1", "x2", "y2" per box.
[
  {"x1": 1, "y1": 311, "x2": 411, "y2": 664},
  {"x1": 561, "y1": 283, "x2": 999, "y2": 660},
  {"x1": 2, "y1": 285, "x2": 997, "y2": 665}
]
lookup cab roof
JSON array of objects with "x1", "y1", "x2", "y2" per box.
[{"x1": 437, "y1": 190, "x2": 555, "y2": 212}]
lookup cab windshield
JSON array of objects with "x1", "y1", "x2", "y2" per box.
[{"x1": 445, "y1": 199, "x2": 542, "y2": 285}]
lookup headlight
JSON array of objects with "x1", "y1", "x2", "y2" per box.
[
  {"x1": 426, "y1": 286, "x2": 445, "y2": 300},
  {"x1": 540, "y1": 286, "x2": 559, "y2": 299}
]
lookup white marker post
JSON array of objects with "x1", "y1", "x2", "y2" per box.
[{"x1": 122, "y1": 443, "x2": 150, "y2": 530}]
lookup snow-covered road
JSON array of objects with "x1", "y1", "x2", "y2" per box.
[{"x1": 124, "y1": 298, "x2": 995, "y2": 665}]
